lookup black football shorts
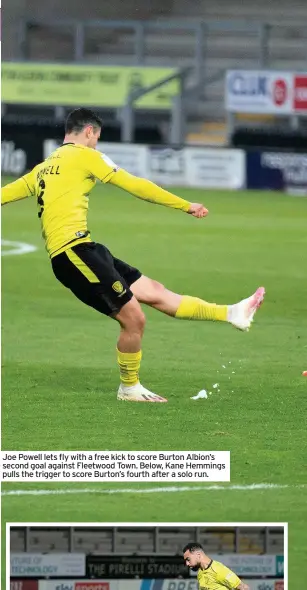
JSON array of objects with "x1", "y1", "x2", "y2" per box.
[{"x1": 51, "y1": 242, "x2": 142, "y2": 316}]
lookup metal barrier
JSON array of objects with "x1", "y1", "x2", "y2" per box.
[
  {"x1": 119, "y1": 67, "x2": 191, "y2": 143},
  {"x1": 20, "y1": 18, "x2": 307, "y2": 71},
  {"x1": 11, "y1": 525, "x2": 283, "y2": 554}
]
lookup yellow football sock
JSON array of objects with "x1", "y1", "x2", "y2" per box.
[
  {"x1": 117, "y1": 348, "x2": 142, "y2": 387},
  {"x1": 175, "y1": 295, "x2": 228, "y2": 322}
]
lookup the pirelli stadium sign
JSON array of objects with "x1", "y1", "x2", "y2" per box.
[{"x1": 2, "y1": 63, "x2": 179, "y2": 109}]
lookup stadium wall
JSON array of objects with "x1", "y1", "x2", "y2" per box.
[
  {"x1": 2, "y1": 0, "x2": 173, "y2": 60},
  {"x1": 3, "y1": 131, "x2": 307, "y2": 195}
]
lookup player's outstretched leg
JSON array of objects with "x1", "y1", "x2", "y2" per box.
[
  {"x1": 113, "y1": 297, "x2": 167, "y2": 402},
  {"x1": 131, "y1": 276, "x2": 265, "y2": 332}
]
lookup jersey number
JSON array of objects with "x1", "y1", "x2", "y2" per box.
[{"x1": 37, "y1": 179, "x2": 46, "y2": 218}]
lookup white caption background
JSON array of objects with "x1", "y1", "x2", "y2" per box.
[{"x1": 1, "y1": 451, "x2": 230, "y2": 482}]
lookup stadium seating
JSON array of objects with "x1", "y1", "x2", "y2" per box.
[
  {"x1": 10, "y1": 526, "x2": 284, "y2": 555},
  {"x1": 73, "y1": 528, "x2": 114, "y2": 554},
  {"x1": 3, "y1": 0, "x2": 306, "y2": 143}
]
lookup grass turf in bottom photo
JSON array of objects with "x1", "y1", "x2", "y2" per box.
[{"x1": 2, "y1": 482, "x2": 305, "y2": 586}]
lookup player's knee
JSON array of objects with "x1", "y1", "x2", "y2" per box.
[
  {"x1": 126, "y1": 310, "x2": 146, "y2": 335},
  {"x1": 120, "y1": 304, "x2": 146, "y2": 335},
  {"x1": 133, "y1": 308, "x2": 146, "y2": 333}
]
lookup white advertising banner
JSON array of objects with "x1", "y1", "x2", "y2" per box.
[
  {"x1": 226, "y1": 70, "x2": 294, "y2": 114},
  {"x1": 189, "y1": 554, "x2": 281, "y2": 577},
  {"x1": 96, "y1": 142, "x2": 148, "y2": 177},
  {"x1": 185, "y1": 147, "x2": 245, "y2": 189},
  {"x1": 43, "y1": 140, "x2": 245, "y2": 190},
  {"x1": 147, "y1": 146, "x2": 245, "y2": 189},
  {"x1": 10, "y1": 554, "x2": 85, "y2": 578},
  {"x1": 147, "y1": 146, "x2": 187, "y2": 185}
]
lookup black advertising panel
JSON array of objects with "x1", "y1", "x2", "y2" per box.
[{"x1": 86, "y1": 556, "x2": 189, "y2": 579}]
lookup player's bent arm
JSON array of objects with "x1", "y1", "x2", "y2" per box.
[
  {"x1": 1, "y1": 173, "x2": 35, "y2": 205},
  {"x1": 109, "y1": 168, "x2": 191, "y2": 212}
]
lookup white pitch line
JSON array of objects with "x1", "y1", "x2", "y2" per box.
[
  {"x1": 2, "y1": 483, "x2": 305, "y2": 497},
  {"x1": 1, "y1": 239, "x2": 37, "y2": 256}
]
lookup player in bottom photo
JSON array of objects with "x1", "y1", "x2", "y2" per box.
[
  {"x1": 183, "y1": 541, "x2": 249, "y2": 589},
  {"x1": 8, "y1": 523, "x2": 286, "y2": 590}
]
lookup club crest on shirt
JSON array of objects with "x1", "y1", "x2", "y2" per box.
[{"x1": 112, "y1": 281, "x2": 124, "y2": 293}]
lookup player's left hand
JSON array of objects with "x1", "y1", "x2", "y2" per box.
[{"x1": 187, "y1": 203, "x2": 209, "y2": 218}]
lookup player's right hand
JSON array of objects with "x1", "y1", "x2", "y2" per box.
[{"x1": 187, "y1": 203, "x2": 209, "y2": 218}]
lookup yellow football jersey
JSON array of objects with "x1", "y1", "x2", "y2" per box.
[
  {"x1": 1, "y1": 143, "x2": 118, "y2": 257},
  {"x1": 2, "y1": 143, "x2": 191, "y2": 257},
  {"x1": 197, "y1": 560, "x2": 241, "y2": 589}
]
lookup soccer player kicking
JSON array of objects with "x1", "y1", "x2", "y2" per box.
[
  {"x1": 183, "y1": 542, "x2": 250, "y2": 590},
  {"x1": 2, "y1": 108, "x2": 265, "y2": 403}
]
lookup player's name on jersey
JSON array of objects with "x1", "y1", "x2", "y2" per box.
[{"x1": 37, "y1": 165, "x2": 60, "y2": 179}]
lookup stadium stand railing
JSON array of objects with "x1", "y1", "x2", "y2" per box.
[
  {"x1": 10, "y1": 526, "x2": 284, "y2": 555},
  {"x1": 3, "y1": 16, "x2": 307, "y2": 145}
]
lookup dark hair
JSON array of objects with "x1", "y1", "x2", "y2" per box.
[
  {"x1": 183, "y1": 542, "x2": 203, "y2": 553},
  {"x1": 65, "y1": 108, "x2": 102, "y2": 134}
]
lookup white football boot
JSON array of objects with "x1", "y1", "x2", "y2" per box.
[
  {"x1": 228, "y1": 286, "x2": 265, "y2": 331},
  {"x1": 117, "y1": 383, "x2": 168, "y2": 402}
]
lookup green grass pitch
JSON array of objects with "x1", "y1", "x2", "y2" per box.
[{"x1": 2, "y1": 177, "x2": 307, "y2": 586}]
